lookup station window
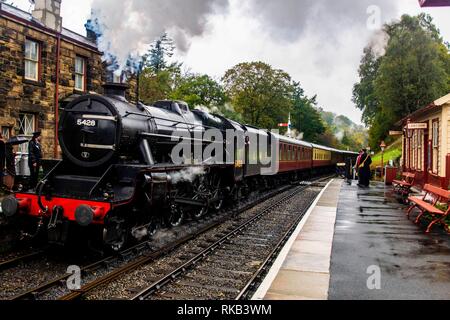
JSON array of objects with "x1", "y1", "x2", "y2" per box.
[
  {"x1": 25, "y1": 39, "x2": 40, "y2": 81},
  {"x1": 75, "y1": 56, "x2": 86, "y2": 91},
  {"x1": 418, "y1": 130, "x2": 423, "y2": 170},
  {"x1": 432, "y1": 120, "x2": 439, "y2": 174},
  {"x1": 18, "y1": 113, "x2": 36, "y2": 153},
  {"x1": 1, "y1": 127, "x2": 11, "y2": 140}
]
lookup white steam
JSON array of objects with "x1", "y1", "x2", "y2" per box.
[
  {"x1": 90, "y1": 0, "x2": 230, "y2": 75},
  {"x1": 368, "y1": 30, "x2": 390, "y2": 58},
  {"x1": 170, "y1": 167, "x2": 206, "y2": 184}
]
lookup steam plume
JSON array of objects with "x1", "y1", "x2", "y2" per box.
[{"x1": 90, "y1": 0, "x2": 230, "y2": 75}]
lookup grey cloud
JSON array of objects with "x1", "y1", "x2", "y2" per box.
[{"x1": 246, "y1": 0, "x2": 398, "y2": 41}]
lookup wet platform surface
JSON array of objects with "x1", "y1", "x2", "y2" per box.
[{"x1": 329, "y1": 181, "x2": 450, "y2": 300}]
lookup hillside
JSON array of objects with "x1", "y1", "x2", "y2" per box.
[
  {"x1": 319, "y1": 110, "x2": 369, "y2": 152},
  {"x1": 371, "y1": 138, "x2": 402, "y2": 169}
]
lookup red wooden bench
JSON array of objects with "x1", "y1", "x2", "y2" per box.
[
  {"x1": 407, "y1": 184, "x2": 450, "y2": 233},
  {"x1": 393, "y1": 172, "x2": 416, "y2": 196}
]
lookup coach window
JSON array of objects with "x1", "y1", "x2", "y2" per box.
[
  {"x1": 25, "y1": 39, "x2": 40, "y2": 81},
  {"x1": 75, "y1": 56, "x2": 86, "y2": 91}
]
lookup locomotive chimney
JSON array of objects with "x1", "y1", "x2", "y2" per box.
[
  {"x1": 103, "y1": 83, "x2": 129, "y2": 98},
  {"x1": 32, "y1": 0, "x2": 63, "y2": 33}
]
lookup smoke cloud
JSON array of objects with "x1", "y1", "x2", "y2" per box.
[
  {"x1": 245, "y1": 0, "x2": 398, "y2": 42},
  {"x1": 90, "y1": 0, "x2": 230, "y2": 75}
]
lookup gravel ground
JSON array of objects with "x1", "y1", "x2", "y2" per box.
[
  {"x1": 84, "y1": 186, "x2": 322, "y2": 300},
  {"x1": 0, "y1": 181, "x2": 325, "y2": 301}
]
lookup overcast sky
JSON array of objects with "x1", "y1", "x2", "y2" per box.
[{"x1": 8, "y1": 0, "x2": 450, "y2": 125}]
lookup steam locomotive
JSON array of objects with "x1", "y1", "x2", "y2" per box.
[{"x1": 1, "y1": 83, "x2": 357, "y2": 251}]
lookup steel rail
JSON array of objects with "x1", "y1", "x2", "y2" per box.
[
  {"x1": 0, "y1": 250, "x2": 46, "y2": 272},
  {"x1": 10, "y1": 180, "x2": 296, "y2": 300},
  {"x1": 58, "y1": 182, "x2": 303, "y2": 301},
  {"x1": 235, "y1": 194, "x2": 319, "y2": 300},
  {"x1": 129, "y1": 184, "x2": 311, "y2": 301}
]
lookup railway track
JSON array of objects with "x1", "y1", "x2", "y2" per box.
[
  {"x1": 0, "y1": 250, "x2": 46, "y2": 272},
  {"x1": 7, "y1": 176, "x2": 331, "y2": 300},
  {"x1": 129, "y1": 183, "x2": 319, "y2": 300},
  {"x1": 67, "y1": 177, "x2": 330, "y2": 300}
]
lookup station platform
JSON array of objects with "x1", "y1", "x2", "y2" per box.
[{"x1": 253, "y1": 180, "x2": 450, "y2": 300}]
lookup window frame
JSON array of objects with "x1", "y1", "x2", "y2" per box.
[
  {"x1": 18, "y1": 113, "x2": 36, "y2": 154},
  {"x1": 24, "y1": 38, "x2": 41, "y2": 82},
  {"x1": 1, "y1": 127, "x2": 11, "y2": 140},
  {"x1": 75, "y1": 55, "x2": 87, "y2": 92},
  {"x1": 431, "y1": 118, "x2": 439, "y2": 174}
]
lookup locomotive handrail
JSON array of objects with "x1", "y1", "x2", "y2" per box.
[
  {"x1": 140, "y1": 132, "x2": 215, "y2": 144},
  {"x1": 124, "y1": 111, "x2": 228, "y2": 133},
  {"x1": 60, "y1": 109, "x2": 111, "y2": 116}
]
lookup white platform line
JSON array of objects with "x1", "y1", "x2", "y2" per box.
[{"x1": 251, "y1": 179, "x2": 334, "y2": 300}]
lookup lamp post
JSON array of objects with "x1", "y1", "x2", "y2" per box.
[{"x1": 380, "y1": 141, "x2": 387, "y2": 178}]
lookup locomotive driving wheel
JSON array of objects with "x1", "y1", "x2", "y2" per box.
[
  {"x1": 167, "y1": 204, "x2": 185, "y2": 228},
  {"x1": 191, "y1": 175, "x2": 210, "y2": 219}
]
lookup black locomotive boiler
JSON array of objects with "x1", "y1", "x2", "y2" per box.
[{"x1": 1, "y1": 83, "x2": 357, "y2": 251}]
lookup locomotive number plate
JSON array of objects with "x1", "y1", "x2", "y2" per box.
[{"x1": 77, "y1": 119, "x2": 97, "y2": 127}]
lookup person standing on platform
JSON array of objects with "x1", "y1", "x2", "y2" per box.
[
  {"x1": 28, "y1": 131, "x2": 43, "y2": 190},
  {"x1": 354, "y1": 150, "x2": 363, "y2": 184},
  {"x1": 358, "y1": 149, "x2": 372, "y2": 188}
]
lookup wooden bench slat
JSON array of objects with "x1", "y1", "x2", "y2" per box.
[
  {"x1": 407, "y1": 197, "x2": 444, "y2": 214},
  {"x1": 423, "y1": 184, "x2": 450, "y2": 200}
]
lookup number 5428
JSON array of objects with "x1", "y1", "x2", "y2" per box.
[{"x1": 77, "y1": 119, "x2": 97, "y2": 127}]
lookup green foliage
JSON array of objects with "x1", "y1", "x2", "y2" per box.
[
  {"x1": 291, "y1": 82, "x2": 325, "y2": 142},
  {"x1": 352, "y1": 47, "x2": 381, "y2": 127},
  {"x1": 317, "y1": 110, "x2": 368, "y2": 151},
  {"x1": 145, "y1": 33, "x2": 175, "y2": 73},
  {"x1": 139, "y1": 65, "x2": 181, "y2": 104},
  {"x1": 222, "y1": 62, "x2": 294, "y2": 129},
  {"x1": 170, "y1": 74, "x2": 228, "y2": 108},
  {"x1": 354, "y1": 14, "x2": 450, "y2": 151},
  {"x1": 371, "y1": 138, "x2": 402, "y2": 169}
]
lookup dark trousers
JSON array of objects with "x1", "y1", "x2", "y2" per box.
[{"x1": 29, "y1": 163, "x2": 40, "y2": 189}]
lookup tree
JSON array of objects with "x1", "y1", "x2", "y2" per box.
[
  {"x1": 290, "y1": 82, "x2": 325, "y2": 143},
  {"x1": 139, "y1": 67, "x2": 180, "y2": 104},
  {"x1": 170, "y1": 74, "x2": 228, "y2": 108},
  {"x1": 352, "y1": 47, "x2": 381, "y2": 127},
  {"x1": 354, "y1": 14, "x2": 450, "y2": 150},
  {"x1": 222, "y1": 62, "x2": 293, "y2": 129},
  {"x1": 145, "y1": 33, "x2": 175, "y2": 73},
  {"x1": 139, "y1": 34, "x2": 182, "y2": 104}
]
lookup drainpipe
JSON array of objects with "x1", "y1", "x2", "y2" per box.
[{"x1": 54, "y1": 35, "x2": 61, "y2": 159}]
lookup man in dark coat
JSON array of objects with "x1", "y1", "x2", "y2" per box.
[
  {"x1": 28, "y1": 131, "x2": 43, "y2": 189},
  {"x1": 358, "y1": 149, "x2": 372, "y2": 188}
]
